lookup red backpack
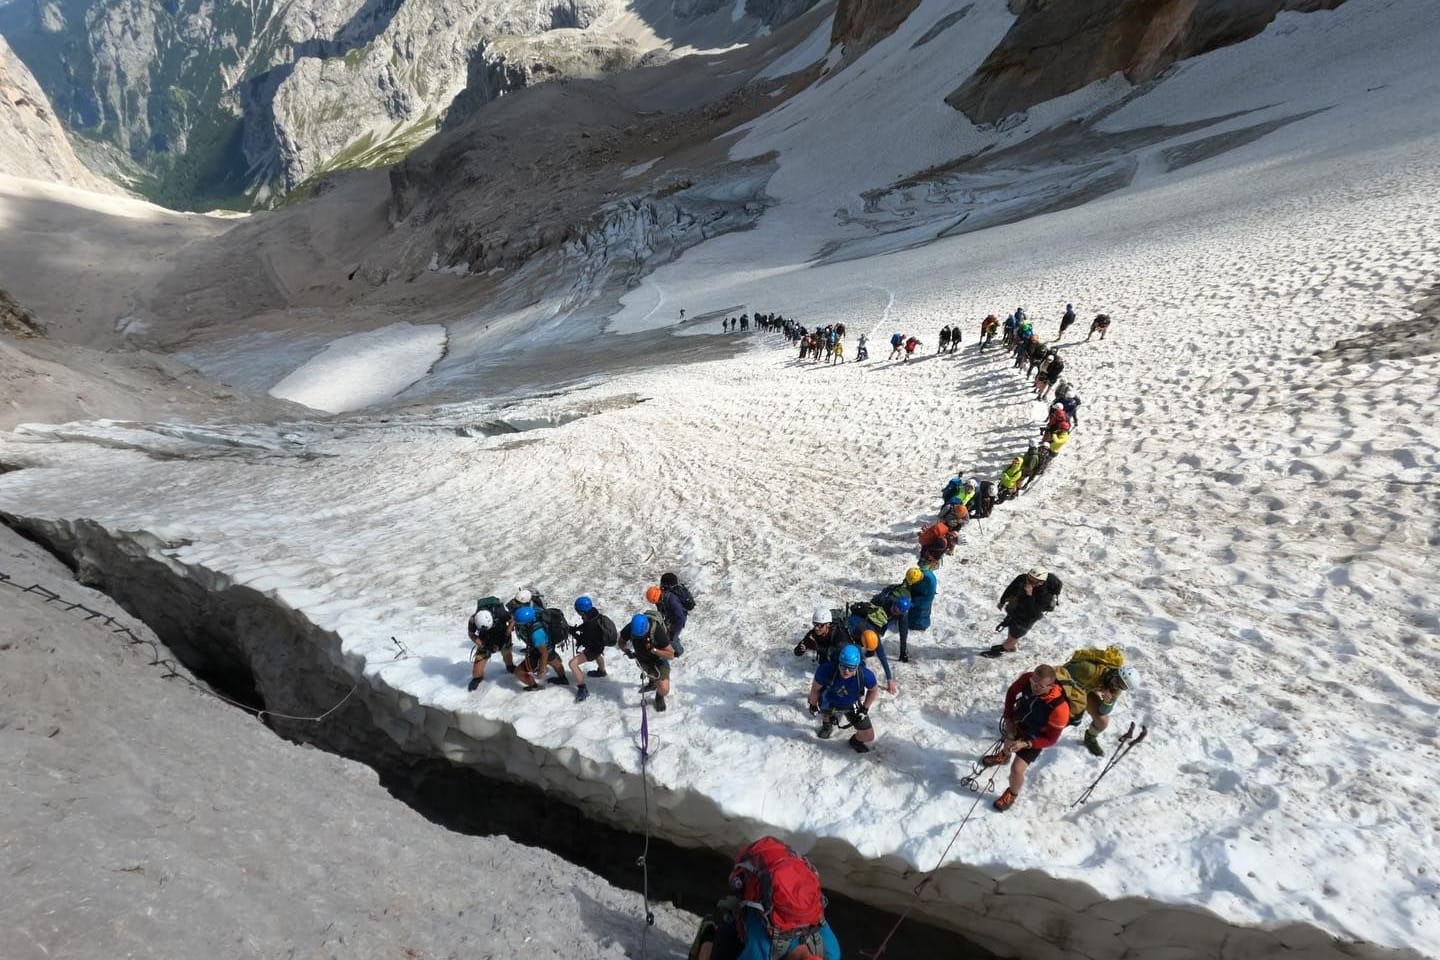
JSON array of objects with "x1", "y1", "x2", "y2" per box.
[{"x1": 728, "y1": 837, "x2": 826, "y2": 959}]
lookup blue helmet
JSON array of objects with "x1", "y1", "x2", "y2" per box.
[
  {"x1": 629, "y1": 613, "x2": 651, "y2": 637},
  {"x1": 947, "y1": 494, "x2": 962, "y2": 505},
  {"x1": 894, "y1": 597, "x2": 912, "y2": 614},
  {"x1": 839, "y1": 644, "x2": 862, "y2": 668},
  {"x1": 513, "y1": 605, "x2": 537, "y2": 625},
  {"x1": 531, "y1": 626, "x2": 549, "y2": 648},
  {"x1": 574, "y1": 595, "x2": 594, "y2": 614}
]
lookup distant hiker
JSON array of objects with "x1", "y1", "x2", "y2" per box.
[
  {"x1": 831, "y1": 339, "x2": 845, "y2": 364},
  {"x1": 983, "y1": 664, "x2": 1071, "y2": 812},
  {"x1": 512, "y1": 604, "x2": 568, "y2": 690},
  {"x1": 1057, "y1": 647, "x2": 1139, "y2": 756},
  {"x1": 808, "y1": 644, "x2": 879, "y2": 753},
  {"x1": 1058, "y1": 303, "x2": 1076, "y2": 340},
  {"x1": 1053, "y1": 379, "x2": 1073, "y2": 403},
  {"x1": 940, "y1": 471, "x2": 967, "y2": 504},
  {"x1": 983, "y1": 567, "x2": 1063, "y2": 658},
  {"x1": 938, "y1": 326, "x2": 951, "y2": 353},
  {"x1": 917, "y1": 519, "x2": 958, "y2": 567},
  {"x1": 1002, "y1": 313, "x2": 1018, "y2": 349},
  {"x1": 1060, "y1": 392, "x2": 1081, "y2": 427},
  {"x1": 647, "y1": 580, "x2": 688, "y2": 657},
  {"x1": 680, "y1": 308, "x2": 687, "y2": 318},
  {"x1": 972, "y1": 478, "x2": 997, "y2": 519},
  {"x1": 1035, "y1": 427, "x2": 1070, "y2": 477},
  {"x1": 688, "y1": 837, "x2": 841, "y2": 960},
  {"x1": 1086, "y1": 314, "x2": 1112, "y2": 341},
  {"x1": 1025, "y1": 338, "x2": 1048, "y2": 379},
  {"x1": 568, "y1": 595, "x2": 618, "y2": 703},
  {"x1": 888, "y1": 332, "x2": 904, "y2": 360},
  {"x1": 835, "y1": 322, "x2": 846, "y2": 340},
  {"x1": 903, "y1": 565, "x2": 938, "y2": 650},
  {"x1": 903, "y1": 335, "x2": 921, "y2": 360},
  {"x1": 619, "y1": 611, "x2": 675, "y2": 711},
  {"x1": 996, "y1": 456, "x2": 1024, "y2": 505},
  {"x1": 1042, "y1": 402, "x2": 1071, "y2": 442},
  {"x1": 467, "y1": 597, "x2": 515, "y2": 689},
  {"x1": 1019, "y1": 439, "x2": 1044, "y2": 492},
  {"x1": 1034, "y1": 351, "x2": 1064, "y2": 399},
  {"x1": 980, "y1": 314, "x2": 999, "y2": 350},
  {"x1": 948, "y1": 324, "x2": 960, "y2": 352},
  {"x1": 865, "y1": 587, "x2": 906, "y2": 688},
  {"x1": 855, "y1": 334, "x2": 868, "y2": 361},
  {"x1": 939, "y1": 497, "x2": 969, "y2": 533},
  {"x1": 794, "y1": 604, "x2": 852, "y2": 663}
]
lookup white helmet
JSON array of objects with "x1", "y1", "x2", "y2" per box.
[
  {"x1": 965, "y1": 478, "x2": 978, "y2": 490},
  {"x1": 473, "y1": 610, "x2": 494, "y2": 630},
  {"x1": 812, "y1": 604, "x2": 833, "y2": 625},
  {"x1": 1117, "y1": 665, "x2": 1139, "y2": 691},
  {"x1": 513, "y1": 589, "x2": 532, "y2": 605},
  {"x1": 1052, "y1": 402, "x2": 1064, "y2": 411}
]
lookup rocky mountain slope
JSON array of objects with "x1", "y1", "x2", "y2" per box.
[
  {"x1": 0, "y1": 34, "x2": 118, "y2": 192},
  {"x1": 0, "y1": 0, "x2": 819, "y2": 209}
]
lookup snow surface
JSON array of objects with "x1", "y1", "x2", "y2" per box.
[
  {"x1": 3, "y1": 0, "x2": 1440, "y2": 957},
  {"x1": 266, "y1": 322, "x2": 448, "y2": 413}
]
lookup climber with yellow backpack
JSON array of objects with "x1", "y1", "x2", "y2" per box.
[{"x1": 1056, "y1": 646, "x2": 1139, "y2": 756}]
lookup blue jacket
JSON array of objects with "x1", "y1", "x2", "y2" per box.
[
  {"x1": 657, "y1": 590, "x2": 688, "y2": 638},
  {"x1": 735, "y1": 912, "x2": 841, "y2": 960},
  {"x1": 906, "y1": 568, "x2": 938, "y2": 631},
  {"x1": 814, "y1": 662, "x2": 877, "y2": 711}
]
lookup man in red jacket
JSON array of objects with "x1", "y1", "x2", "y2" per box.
[{"x1": 984, "y1": 664, "x2": 1071, "y2": 812}]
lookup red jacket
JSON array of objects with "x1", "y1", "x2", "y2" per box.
[{"x1": 1003, "y1": 673, "x2": 1071, "y2": 749}]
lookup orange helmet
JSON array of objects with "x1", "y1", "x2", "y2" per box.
[
  {"x1": 644, "y1": 585, "x2": 662, "y2": 604},
  {"x1": 860, "y1": 629, "x2": 879, "y2": 652}
]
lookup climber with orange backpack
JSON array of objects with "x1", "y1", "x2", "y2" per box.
[{"x1": 689, "y1": 837, "x2": 841, "y2": 960}]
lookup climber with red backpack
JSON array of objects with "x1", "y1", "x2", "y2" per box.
[{"x1": 688, "y1": 836, "x2": 841, "y2": 960}]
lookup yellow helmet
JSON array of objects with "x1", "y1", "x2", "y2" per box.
[
  {"x1": 860, "y1": 629, "x2": 879, "y2": 652},
  {"x1": 904, "y1": 567, "x2": 924, "y2": 586}
]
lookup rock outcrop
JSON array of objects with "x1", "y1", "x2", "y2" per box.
[
  {"x1": 0, "y1": 34, "x2": 117, "y2": 193},
  {"x1": 0, "y1": 287, "x2": 45, "y2": 338},
  {"x1": 948, "y1": 0, "x2": 1350, "y2": 124},
  {"x1": 830, "y1": 0, "x2": 921, "y2": 54},
  {"x1": 0, "y1": 0, "x2": 818, "y2": 209}
]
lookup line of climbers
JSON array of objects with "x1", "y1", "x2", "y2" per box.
[{"x1": 466, "y1": 573, "x2": 697, "y2": 711}]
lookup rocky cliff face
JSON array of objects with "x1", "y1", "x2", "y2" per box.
[
  {"x1": 949, "y1": 0, "x2": 1350, "y2": 124},
  {"x1": 830, "y1": 0, "x2": 921, "y2": 54},
  {"x1": 0, "y1": 0, "x2": 818, "y2": 209},
  {"x1": 0, "y1": 33, "x2": 118, "y2": 192}
]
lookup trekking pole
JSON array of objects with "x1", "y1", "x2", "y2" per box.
[{"x1": 1071, "y1": 722, "x2": 1148, "y2": 807}]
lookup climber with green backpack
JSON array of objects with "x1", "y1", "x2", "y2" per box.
[{"x1": 1056, "y1": 646, "x2": 1139, "y2": 756}]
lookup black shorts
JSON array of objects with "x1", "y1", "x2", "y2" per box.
[
  {"x1": 845, "y1": 709, "x2": 872, "y2": 731},
  {"x1": 525, "y1": 647, "x2": 558, "y2": 670},
  {"x1": 1005, "y1": 619, "x2": 1033, "y2": 639},
  {"x1": 578, "y1": 641, "x2": 606, "y2": 662},
  {"x1": 1015, "y1": 746, "x2": 1041, "y2": 764}
]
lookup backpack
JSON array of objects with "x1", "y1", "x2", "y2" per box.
[
  {"x1": 847, "y1": 600, "x2": 888, "y2": 631},
  {"x1": 728, "y1": 837, "x2": 826, "y2": 960},
  {"x1": 475, "y1": 595, "x2": 505, "y2": 618},
  {"x1": 918, "y1": 522, "x2": 949, "y2": 548},
  {"x1": 1069, "y1": 645, "x2": 1124, "y2": 669},
  {"x1": 539, "y1": 607, "x2": 572, "y2": 652},
  {"x1": 667, "y1": 581, "x2": 697, "y2": 612},
  {"x1": 596, "y1": 613, "x2": 619, "y2": 647}
]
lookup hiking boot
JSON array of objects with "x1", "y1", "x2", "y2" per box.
[
  {"x1": 521, "y1": 684, "x2": 541, "y2": 693},
  {"x1": 980, "y1": 644, "x2": 1009, "y2": 659},
  {"x1": 574, "y1": 685, "x2": 589, "y2": 703},
  {"x1": 981, "y1": 751, "x2": 1008, "y2": 767},
  {"x1": 1084, "y1": 728, "x2": 1105, "y2": 757},
  {"x1": 818, "y1": 722, "x2": 835, "y2": 740},
  {"x1": 898, "y1": 653, "x2": 910, "y2": 664},
  {"x1": 547, "y1": 676, "x2": 569, "y2": 686},
  {"x1": 992, "y1": 788, "x2": 1018, "y2": 812},
  {"x1": 639, "y1": 679, "x2": 658, "y2": 694},
  {"x1": 848, "y1": 736, "x2": 871, "y2": 754},
  {"x1": 588, "y1": 669, "x2": 608, "y2": 679},
  {"x1": 655, "y1": 694, "x2": 667, "y2": 712}
]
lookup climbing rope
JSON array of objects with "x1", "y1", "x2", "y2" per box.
[
  {"x1": 635, "y1": 693, "x2": 659, "y2": 958},
  {"x1": 861, "y1": 754, "x2": 1003, "y2": 959},
  {"x1": 0, "y1": 568, "x2": 361, "y2": 724}
]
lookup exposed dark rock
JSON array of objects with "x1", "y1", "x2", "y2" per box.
[
  {"x1": 1, "y1": 288, "x2": 45, "y2": 338},
  {"x1": 948, "y1": 0, "x2": 1349, "y2": 124},
  {"x1": 831, "y1": 0, "x2": 921, "y2": 54}
]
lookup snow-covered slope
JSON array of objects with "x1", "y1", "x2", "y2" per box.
[{"x1": 2, "y1": 0, "x2": 1439, "y2": 958}]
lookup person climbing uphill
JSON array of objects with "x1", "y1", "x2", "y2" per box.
[
  {"x1": 984, "y1": 663, "x2": 1071, "y2": 812},
  {"x1": 982, "y1": 566, "x2": 1063, "y2": 658},
  {"x1": 689, "y1": 837, "x2": 841, "y2": 960},
  {"x1": 647, "y1": 579, "x2": 688, "y2": 657},
  {"x1": 996, "y1": 455, "x2": 1024, "y2": 505},
  {"x1": 794, "y1": 604, "x2": 852, "y2": 662},
  {"x1": 619, "y1": 611, "x2": 675, "y2": 711},
  {"x1": 902, "y1": 566, "x2": 937, "y2": 660},
  {"x1": 1057, "y1": 646, "x2": 1139, "y2": 756},
  {"x1": 807, "y1": 644, "x2": 879, "y2": 753},
  {"x1": 466, "y1": 596, "x2": 514, "y2": 690},
  {"x1": 512, "y1": 604, "x2": 567, "y2": 691},
  {"x1": 567, "y1": 595, "x2": 618, "y2": 703}
]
